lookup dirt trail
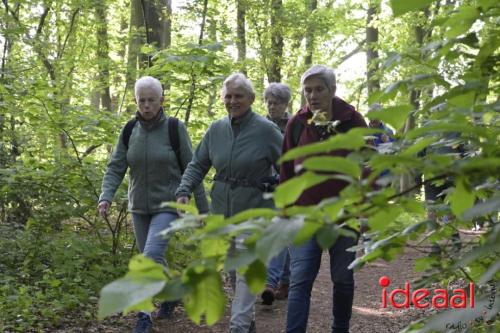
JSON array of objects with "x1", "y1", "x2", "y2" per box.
[{"x1": 85, "y1": 245, "x2": 425, "y2": 333}]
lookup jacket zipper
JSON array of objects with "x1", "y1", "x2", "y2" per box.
[
  {"x1": 145, "y1": 128, "x2": 149, "y2": 212},
  {"x1": 227, "y1": 122, "x2": 235, "y2": 217}
]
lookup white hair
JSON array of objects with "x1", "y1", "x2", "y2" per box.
[
  {"x1": 135, "y1": 76, "x2": 163, "y2": 98},
  {"x1": 264, "y1": 82, "x2": 292, "y2": 104},
  {"x1": 300, "y1": 65, "x2": 336, "y2": 92},
  {"x1": 221, "y1": 73, "x2": 255, "y2": 98}
]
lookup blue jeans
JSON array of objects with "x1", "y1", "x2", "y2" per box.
[
  {"x1": 266, "y1": 247, "x2": 291, "y2": 288},
  {"x1": 286, "y1": 235, "x2": 358, "y2": 333},
  {"x1": 230, "y1": 233, "x2": 256, "y2": 332},
  {"x1": 131, "y1": 212, "x2": 178, "y2": 266}
]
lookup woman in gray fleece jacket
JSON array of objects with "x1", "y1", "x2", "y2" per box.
[
  {"x1": 176, "y1": 73, "x2": 283, "y2": 333},
  {"x1": 98, "y1": 76, "x2": 208, "y2": 333}
]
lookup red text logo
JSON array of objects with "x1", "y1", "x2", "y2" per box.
[{"x1": 379, "y1": 276, "x2": 475, "y2": 309}]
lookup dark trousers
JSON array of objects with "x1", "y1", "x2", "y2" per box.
[{"x1": 286, "y1": 235, "x2": 358, "y2": 333}]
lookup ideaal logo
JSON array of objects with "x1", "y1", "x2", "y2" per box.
[
  {"x1": 379, "y1": 276, "x2": 497, "y2": 331},
  {"x1": 445, "y1": 282, "x2": 496, "y2": 330},
  {"x1": 379, "y1": 276, "x2": 475, "y2": 309}
]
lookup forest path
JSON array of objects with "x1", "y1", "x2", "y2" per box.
[{"x1": 86, "y1": 243, "x2": 427, "y2": 333}]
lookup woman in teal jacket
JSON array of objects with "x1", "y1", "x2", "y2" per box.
[
  {"x1": 98, "y1": 76, "x2": 208, "y2": 333},
  {"x1": 176, "y1": 73, "x2": 283, "y2": 333}
]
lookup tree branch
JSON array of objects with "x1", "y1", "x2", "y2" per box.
[
  {"x1": 2, "y1": 0, "x2": 20, "y2": 23},
  {"x1": 82, "y1": 144, "x2": 102, "y2": 158},
  {"x1": 58, "y1": 8, "x2": 80, "y2": 59},
  {"x1": 338, "y1": 38, "x2": 366, "y2": 65},
  {"x1": 35, "y1": 5, "x2": 50, "y2": 38}
]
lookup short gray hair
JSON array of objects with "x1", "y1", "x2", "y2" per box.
[
  {"x1": 264, "y1": 83, "x2": 291, "y2": 104},
  {"x1": 135, "y1": 76, "x2": 163, "y2": 98},
  {"x1": 300, "y1": 65, "x2": 336, "y2": 91},
  {"x1": 221, "y1": 73, "x2": 255, "y2": 98}
]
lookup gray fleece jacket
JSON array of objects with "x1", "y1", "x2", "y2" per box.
[
  {"x1": 99, "y1": 112, "x2": 209, "y2": 214},
  {"x1": 176, "y1": 110, "x2": 282, "y2": 217}
]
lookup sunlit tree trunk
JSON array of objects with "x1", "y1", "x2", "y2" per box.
[
  {"x1": 185, "y1": 0, "x2": 208, "y2": 124},
  {"x1": 126, "y1": 0, "x2": 145, "y2": 98},
  {"x1": 302, "y1": 0, "x2": 317, "y2": 106},
  {"x1": 95, "y1": 0, "x2": 112, "y2": 112},
  {"x1": 206, "y1": 8, "x2": 217, "y2": 117},
  {"x1": 236, "y1": 0, "x2": 247, "y2": 74},
  {"x1": 268, "y1": 0, "x2": 283, "y2": 82}
]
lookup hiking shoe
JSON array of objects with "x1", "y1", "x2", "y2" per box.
[
  {"x1": 228, "y1": 321, "x2": 256, "y2": 333},
  {"x1": 132, "y1": 312, "x2": 152, "y2": 333},
  {"x1": 248, "y1": 319, "x2": 256, "y2": 333},
  {"x1": 275, "y1": 283, "x2": 289, "y2": 300},
  {"x1": 261, "y1": 286, "x2": 275, "y2": 305},
  {"x1": 156, "y1": 300, "x2": 178, "y2": 319}
]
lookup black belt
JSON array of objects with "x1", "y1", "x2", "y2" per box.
[
  {"x1": 213, "y1": 174, "x2": 258, "y2": 189},
  {"x1": 213, "y1": 174, "x2": 278, "y2": 192}
]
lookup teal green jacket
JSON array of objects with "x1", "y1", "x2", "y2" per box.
[
  {"x1": 99, "y1": 112, "x2": 209, "y2": 214},
  {"x1": 175, "y1": 110, "x2": 283, "y2": 217}
]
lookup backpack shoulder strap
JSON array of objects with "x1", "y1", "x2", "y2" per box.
[
  {"x1": 122, "y1": 119, "x2": 138, "y2": 149},
  {"x1": 291, "y1": 118, "x2": 303, "y2": 147},
  {"x1": 168, "y1": 117, "x2": 184, "y2": 173}
]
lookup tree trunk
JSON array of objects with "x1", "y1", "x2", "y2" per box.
[
  {"x1": 206, "y1": 12, "x2": 217, "y2": 117},
  {"x1": 184, "y1": 0, "x2": 208, "y2": 124},
  {"x1": 268, "y1": 0, "x2": 283, "y2": 82},
  {"x1": 366, "y1": 1, "x2": 380, "y2": 99},
  {"x1": 95, "y1": 1, "x2": 112, "y2": 112},
  {"x1": 302, "y1": 0, "x2": 317, "y2": 105},
  {"x1": 236, "y1": 0, "x2": 247, "y2": 74},
  {"x1": 126, "y1": 0, "x2": 145, "y2": 96},
  {"x1": 400, "y1": 8, "x2": 431, "y2": 194},
  {"x1": 141, "y1": 0, "x2": 171, "y2": 67}
]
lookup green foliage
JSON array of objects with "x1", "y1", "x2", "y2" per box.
[
  {"x1": 0, "y1": 224, "x2": 129, "y2": 332},
  {"x1": 389, "y1": 0, "x2": 435, "y2": 17}
]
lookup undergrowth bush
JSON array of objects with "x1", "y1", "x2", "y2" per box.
[{"x1": 0, "y1": 223, "x2": 130, "y2": 332}]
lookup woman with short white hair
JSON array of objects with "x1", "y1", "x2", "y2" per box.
[
  {"x1": 98, "y1": 76, "x2": 209, "y2": 333},
  {"x1": 176, "y1": 73, "x2": 283, "y2": 333}
]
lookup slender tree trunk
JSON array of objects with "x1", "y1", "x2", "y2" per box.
[
  {"x1": 236, "y1": 0, "x2": 247, "y2": 74},
  {"x1": 95, "y1": 1, "x2": 112, "y2": 111},
  {"x1": 126, "y1": 0, "x2": 145, "y2": 95},
  {"x1": 302, "y1": 0, "x2": 317, "y2": 105},
  {"x1": 161, "y1": 0, "x2": 172, "y2": 49},
  {"x1": 400, "y1": 8, "x2": 432, "y2": 193},
  {"x1": 184, "y1": 0, "x2": 208, "y2": 124},
  {"x1": 206, "y1": 13, "x2": 217, "y2": 117},
  {"x1": 268, "y1": 0, "x2": 283, "y2": 82},
  {"x1": 366, "y1": 1, "x2": 380, "y2": 99},
  {"x1": 141, "y1": 0, "x2": 171, "y2": 67}
]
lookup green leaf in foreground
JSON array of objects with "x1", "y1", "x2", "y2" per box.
[
  {"x1": 274, "y1": 172, "x2": 329, "y2": 208},
  {"x1": 162, "y1": 201, "x2": 199, "y2": 215},
  {"x1": 366, "y1": 104, "x2": 413, "y2": 131},
  {"x1": 449, "y1": 178, "x2": 475, "y2": 217},
  {"x1": 256, "y1": 217, "x2": 304, "y2": 262},
  {"x1": 98, "y1": 255, "x2": 166, "y2": 319},
  {"x1": 302, "y1": 156, "x2": 361, "y2": 179},
  {"x1": 244, "y1": 260, "x2": 267, "y2": 294},
  {"x1": 183, "y1": 269, "x2": 226, "y2": 325},
  {"x1": 279, "y1": 128, "x2": 375, "y2": 162}
]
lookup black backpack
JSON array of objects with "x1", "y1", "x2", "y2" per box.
[
  {"x1": 121, "y1": 117, "x2": 185, "y2": 173},
  {"x1": 291, "y1": 119, "x2": 303, "y2": 147}
]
